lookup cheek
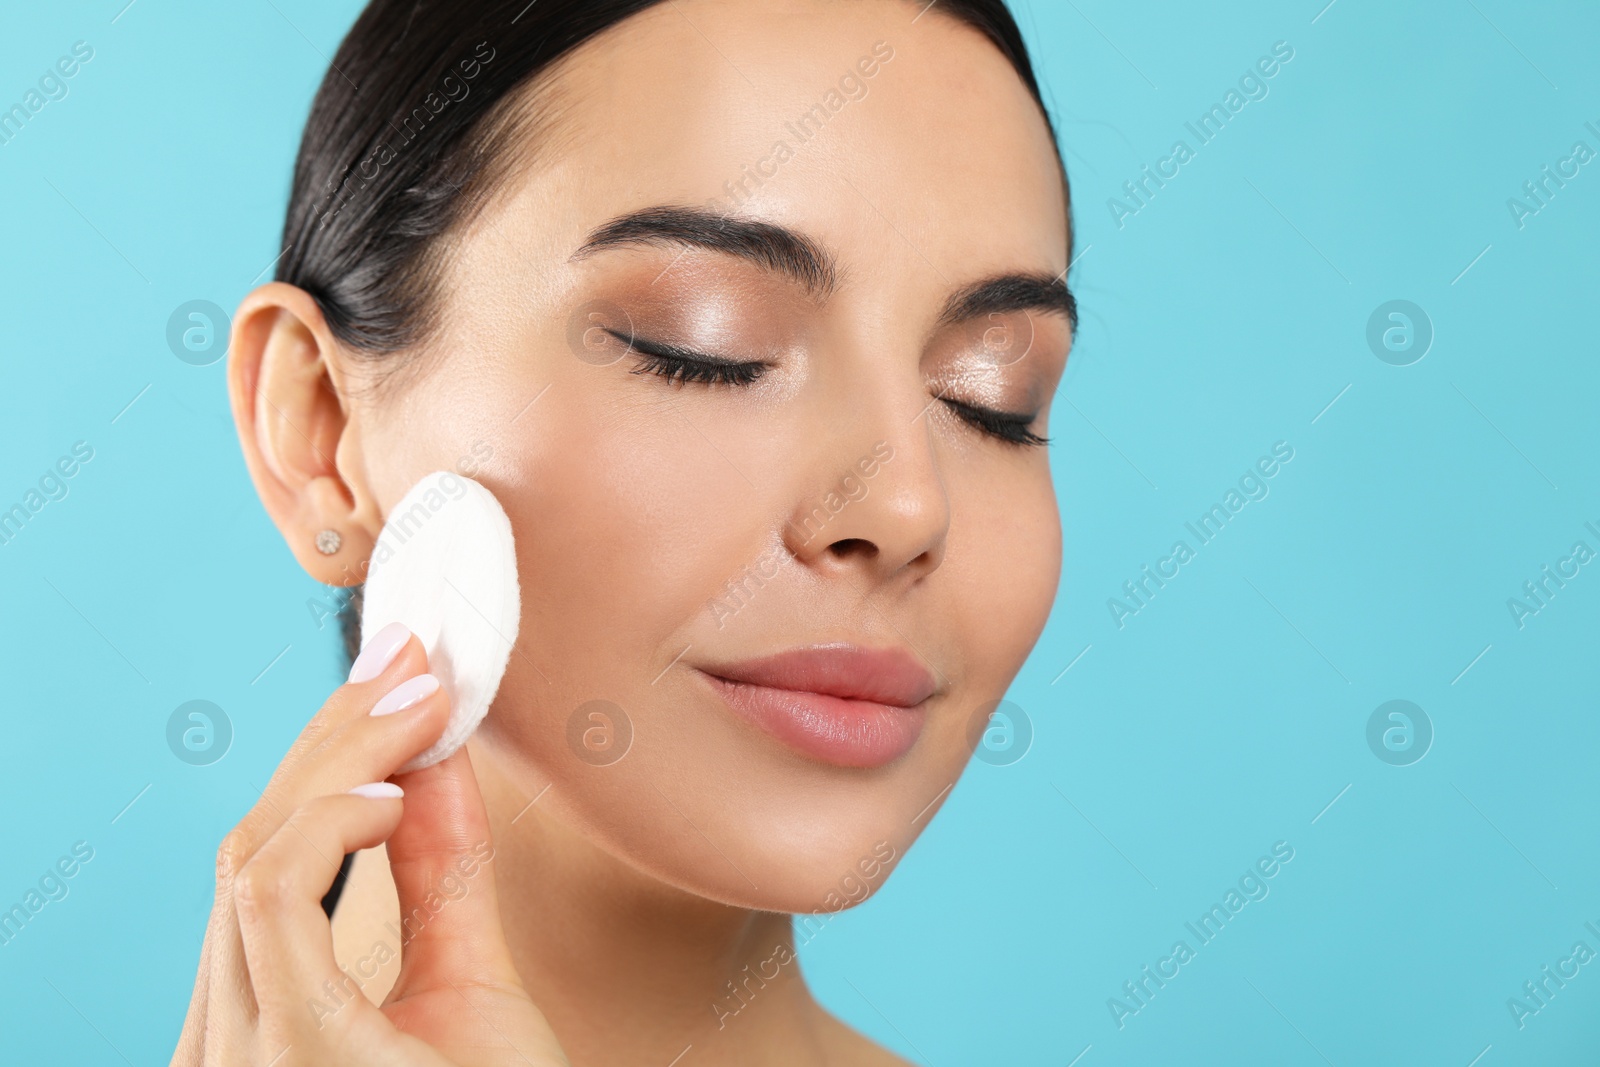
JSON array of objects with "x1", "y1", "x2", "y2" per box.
[
  {"x1": 508, "y1": 405, "x2": 757, "y2": 650},
  {"x1": 965, "y1": 465, "x2": 1060, "y2": 650},
  {"x1": 930, "y1": 466, "x2": 1061, "y2": 754}
]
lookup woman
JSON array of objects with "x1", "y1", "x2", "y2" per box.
[{"x1": 176, "y1": 0, "x2": 1074, "y2": 1062}]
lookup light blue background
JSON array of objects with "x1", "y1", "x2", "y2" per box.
[{"x1": 1, "y1": 1, "x2": 1596, "y2": 1064}]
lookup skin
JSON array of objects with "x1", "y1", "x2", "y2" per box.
[{"x1": 176, "y1": 1, "x2": 1071, "y2": 1064}]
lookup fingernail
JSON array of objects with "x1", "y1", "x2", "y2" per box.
[
  {"x1": 348, "y1": 621, "x2": 412, "y2": 683},
  {"x1": 371, "y1": 673, "x2": 440, "y2": 717},
  {"x1": 349, "y1": 782, "x2": 404, "y2": 799}
]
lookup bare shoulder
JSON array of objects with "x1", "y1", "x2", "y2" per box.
[{"x1": 815, "y1": 1006, "x2": 920, "y2": 1066}]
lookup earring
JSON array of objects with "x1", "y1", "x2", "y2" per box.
[{"x1": 315, "y1": 529, "x2": 342, "y2": 555}]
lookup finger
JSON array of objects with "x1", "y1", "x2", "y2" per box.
[
  {"x1": 170, "y1": 927, "x2": 213, "y2": 1065},
  {"x1": 222, "y1": 628, "x2": 432, "y2": 888},
  {"x1": 234, "y1": 788, "x2": 406, "y2": 1040},
  {"x1": 236, "y1": 671, "x2": 452, "y2": 850},
  {"x1": 200, "y1": 635, "x2": 442, "y2": 1050},
  {"x1": 203, "y1": 825, "x2": 265, "y2": 1044},
  {"x1": 271, "y1": 622, "x2": 420, "y2": 771},
  {"x1": 275, "y1": 624, "x2": 433, "y2": 788},
  {"x1": 385, "y1": 747, "x2": 522, "y2": 998}
]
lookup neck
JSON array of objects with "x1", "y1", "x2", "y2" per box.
[
  {"x1": 476, "y1": 742, "x2": 828, "y2": 1065},
  {"x1": 332, "y1": 739, "x2": 841, "y2": 1066}
]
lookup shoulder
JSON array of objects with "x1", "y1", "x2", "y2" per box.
[{"x1": 815, "y1": 1007, "x2": 920, "y2": 1066}]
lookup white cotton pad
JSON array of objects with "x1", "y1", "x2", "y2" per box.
[{"x1": 358, "y1": 470, "x2": 521, "y2": 773}]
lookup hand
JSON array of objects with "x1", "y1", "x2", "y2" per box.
[{"x1": 170, "y1": 628, "x2": 570, "y2": 1065}]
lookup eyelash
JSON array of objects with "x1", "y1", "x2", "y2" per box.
[
  {"x1": 615, "y1": 331, "x2": 769, "y2": 387},
  {"x1": 615, "y1": 330, "x2": 1048, "y2": 448},
  {"x1": 941, "y1": 398, "x2": 1051, "y2": 448}
]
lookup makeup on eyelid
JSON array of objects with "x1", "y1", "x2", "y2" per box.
[
  {"x1": 569, "y1": 250, "x2": 1066, "y2": 448},
  {"x1": 573, "y1": 308, "x2": 1052, "y2": 446},
  {"x1": 935, "y1": 361, "x2": 1049, "y2": 413},
  {"x1": 580, "y1": 237, "x2": 1070, "y2": 378}
]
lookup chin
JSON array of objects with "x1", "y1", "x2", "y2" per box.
[{"x1": 477, "y1": 656, "x2": 982, "y2": 914}]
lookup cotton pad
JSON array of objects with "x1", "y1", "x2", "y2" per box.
[{"x1": 358, "y1": 470, "x2": 521, "y2": 773}]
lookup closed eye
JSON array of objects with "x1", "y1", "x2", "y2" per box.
[
  {"x1": 940, "y1": 397, "x2": 1050, "y2": 448},
  {"x1": 609, "y1": 328, "x2": 1046, "y2": 447},
  {"x1": 608, "y1": 329, "x2": 768, "y2": 387}
]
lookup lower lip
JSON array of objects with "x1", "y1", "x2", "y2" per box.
[{"x1": 700, "y1": 671, "x2": 926, "y2": 769}]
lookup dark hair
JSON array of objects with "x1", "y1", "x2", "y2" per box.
[{"x1": 277, "y1": 0, "x2": 1071, "y2": 667}]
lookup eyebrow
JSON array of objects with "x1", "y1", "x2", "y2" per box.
[
  {"x1": 937, "y1": 273, "x2": 1078, "y2": 333},
  {"x1": 571, "y1": 205, "x2": 839, "y2": 298},
  {"x1": 571, "y1": 205, "x2": 1077, "y2": 331}
]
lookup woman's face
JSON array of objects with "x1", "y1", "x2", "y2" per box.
[{"x1": 342, "y1": 0, "x2": 1070, "y2": 912}]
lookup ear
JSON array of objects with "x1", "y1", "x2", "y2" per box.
[{"x1": 227, "y1": 282, "x2": 383, "y2": 586}]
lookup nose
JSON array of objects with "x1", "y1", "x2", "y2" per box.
[{"x1": 781, "y1": 412, "x2": 950, "y2": 587}]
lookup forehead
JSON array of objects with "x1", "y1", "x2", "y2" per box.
[{"x1": 510, "y1": 0, "x2": 1068, "y2": 281}]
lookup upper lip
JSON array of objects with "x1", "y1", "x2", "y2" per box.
[{"x1": 699, "y1": 643, "x2": 938, "y2": 708}]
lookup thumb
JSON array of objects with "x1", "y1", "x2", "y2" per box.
[{"x1": 383, "y1": 745, "x2": 522, "y2": 997}]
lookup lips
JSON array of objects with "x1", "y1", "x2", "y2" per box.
[{"x1": 698, "y1": 644, "x2": 937, "y2": 768}]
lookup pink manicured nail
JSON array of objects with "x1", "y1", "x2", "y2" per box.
[
  {"x1": 370, "y1": 673, "x2": 439, "y2": 716},
  {"x1": 348, "y1": 782, "x2": 404, "y2": 799},
  {"x1": 348, "y1": 621, "x2": 412, "y2": 683}
]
